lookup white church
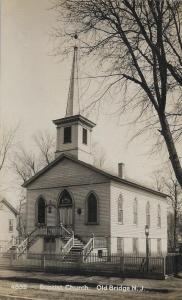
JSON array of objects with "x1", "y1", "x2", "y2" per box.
[{"x1": 21, "y1": 46, "x2": 168, "y2": 258}]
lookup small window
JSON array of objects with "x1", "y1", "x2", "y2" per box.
[
  {"x1": 133, "y1": 198, "x2": 138, "y2": 225},
  {"x1": 146, "y1": 201, "x2": 150, "y2": 227},
  {"x1": 117, "y1": 237, "x2": 124, "y2": 255},
  {"x1": 37, "y1": 198, "x2": 46, "y2": 225},
  {"x1": 98, "y1": 249, "x2": 103, "y2": 258},
  {"x1": 118, "y1": 194, "x2": 123, "y2": 224},
  {"x1": 82, "y1": 128, "x2": 87, "y2": 144},
  {"x1": 64, "y1": 126, "x2": 72, "y2": 143},
  {"x1": 87, "y1": 193, "x2": 98, "y2": 224},
  {"x1": 157, "y1": 204, "x2": 161, "y2": 228},
  {"x1": 133, "y1": 238, "x2": 138, "y2": 254},
  {"x1": 9, "y1": 219, "x2": 14, "y2": 232}
]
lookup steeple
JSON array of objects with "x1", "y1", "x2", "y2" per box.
[
  {"x1": 53, "y1": 36, "x2": 96, "y2": 165},
  {"x1": 66, "y1": 46, "x2": 80, "y2": 117}
]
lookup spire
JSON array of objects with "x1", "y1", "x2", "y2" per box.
[{"x1": 66, "y1": 40, "x2": 80, "y2": 117}]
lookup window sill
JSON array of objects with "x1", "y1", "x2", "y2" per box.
[
  {"x1": 117, "y1": 222, "x2": 124, "y2": 225},
  {"x1": 86, "y1": 222, "x2": 99, "y2": 225}
]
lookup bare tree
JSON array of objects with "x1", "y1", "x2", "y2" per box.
[
  {"x1": 0, "y1": 125, "x2": 17, "y2": 173},
  {"x1": 33, "y1": 130, "x2": 55, "y2": 165},
  {"x1": 53, "y1": 0, "x2": 182, "y2": 187},
  {"x1": 16, "y1": 190, "x2": 27, "y2": 239},
  {"x1": 165, "y1": 175, "x2": 182, "y2": 251},
  {"x1": 92, "y1": 142, "x2": 107, "y2": 168},
  {"x1": 12, "y1": 147, "x2": 39, "y2": 183},
  {"x1": 153, "y1": 167, "x2": 182, "y2": 251},
  {"x1": 12, "y1": 130, "x2": 55, "y2": 183}
]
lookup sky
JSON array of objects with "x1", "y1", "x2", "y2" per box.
[{"x1": 0, "y1": 0, "x2": 168, "y2": 206}]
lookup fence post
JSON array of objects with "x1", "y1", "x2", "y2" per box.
[
  {"x1": 10, "y1": 251, "x2": 13, "y2": 267},
  {"x1": 163, "y1": 256, "x2": 166, "y2": 277},
  {"x1": 44, "y1": 255, "x2": 46, "y2": 270},
  {"x1": 174, "y1": 255, "x2": 178, "y2": 276},
  {"x1": 120, "y1": 256, "x2": 124, "y2": 274},
  {"x1": 92, "y1": 233, "x2": 95, "y2": 249},
  {"x1": 41, "y1": 254, "x2": 46, "y2": 270}
]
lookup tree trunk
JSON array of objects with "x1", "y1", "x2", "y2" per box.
[
  {"x1": 159, "y1": 113, "x2": 182, "y2": 188},
  {"x1": 174, "y1": 183, "x2": 178, "y2": 251}
]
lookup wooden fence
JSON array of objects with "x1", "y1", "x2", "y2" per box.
[{"x1": 0, "y1": 252, "x2": 181, "y2": 279}]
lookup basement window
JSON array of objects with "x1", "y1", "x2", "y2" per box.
[{"x1": 64, "y1": 126, "x2": 72, "y2": 144}]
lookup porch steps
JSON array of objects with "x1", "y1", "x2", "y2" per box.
[{"x1": 64, "y1": 237, "x2": 85, "y2": 262}]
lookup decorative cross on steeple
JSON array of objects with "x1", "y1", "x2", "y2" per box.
[{"x1": 66, "y1": 34, "x2": 80, "y2": 117}]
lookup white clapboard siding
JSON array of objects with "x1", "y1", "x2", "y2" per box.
[
  {"x1": 110, "y1": 181, "x2": 167, "y2": 253},
  {"x1": 27, "y1": 158, "x2": 108, "y2": 189},
  {"x1": 26, "y1": 158, "x2": 110, "y2": 237}
]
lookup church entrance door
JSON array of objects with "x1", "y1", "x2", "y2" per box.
[
  {"x1": 58, "y1": 190, "x2": 73, "y2": 230},
  {"x1": 59, "y1": 207, "x2": 73, "y2": 228}
]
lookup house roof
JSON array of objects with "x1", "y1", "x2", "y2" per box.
[
  {"x1": 22, "y1": 153, "x2": 167, "y2": 198},
  {"x1": 0, "y1": 198, "x2": 18, "y2": 216}
]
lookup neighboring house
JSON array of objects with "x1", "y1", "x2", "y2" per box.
[
  {"x1": 22, "y1": 47, "x2": 168, "y2": 257},
  {"x1": 0, "y1": 198, "x2": 18, "y2": 252}
]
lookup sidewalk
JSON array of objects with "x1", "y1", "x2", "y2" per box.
[{"x1": 0, "y1": 269, "x2": 182, "y2": 292}]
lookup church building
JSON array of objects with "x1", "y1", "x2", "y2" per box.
[{"x1": 22, "y1": 47, "x2": 168, "y2": 258}]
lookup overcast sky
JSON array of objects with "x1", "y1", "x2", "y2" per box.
[{"x1": 0, "y1": 0, "x2": 169, "y2": 206}]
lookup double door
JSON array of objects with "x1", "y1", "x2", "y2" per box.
[{"x1": 59, "y1": 207, "x2": 73, "y2": 228}]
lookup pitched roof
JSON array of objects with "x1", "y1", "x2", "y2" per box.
[
  {"x1": 22, "y1": 153, "x2": 167, "y2": 198},
  {"x1": 0, "y1": 198, "x2": 18, "y2": 215}
]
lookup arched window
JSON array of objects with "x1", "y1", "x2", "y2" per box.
[
  {"x1": 157, "y1": 204, "x2": 161, "y2": 227},
  {"x1": 87, "y1": 193, "x2": 98, "y2": 224},
  {"x1": 59, "y1": 190, "x2": 72, "y2": 207},
  {"x1": 133, "y1": 198, "x2": 138, "y2": 225},
  {"x1": 118, "y1": 194, "x2": 123, "y2": 224},
  {"x1": 146, "y1": 201, "x2": 150, "y2": 227},
  {"x1": 36, "y1": 197, "x2": 46, "y2": 225}
]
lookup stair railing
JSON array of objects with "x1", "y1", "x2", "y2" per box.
[
  {"x1": 62, "y1": 230, "x2": 74, "y2": 255},
  {"x1": 16, "y1": 237, "x2": 28, "y2": 257},
  {"x1": 60, "y1": 223, "x2": 72, "y2": 238},
  {"x1": 16, "y1": 227, "x2": 39, "y2": 257},
  {"x1": 82, "y1": 233, "x2": 94, "y2": 261}
]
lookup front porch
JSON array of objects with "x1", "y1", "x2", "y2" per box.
[{"x1": 8, "y1": 225, "x2": 108, "y2": 261}]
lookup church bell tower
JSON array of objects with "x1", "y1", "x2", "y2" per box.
[{"x1": 53, "y1": 44, "x2": 96, "y2": 165}]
